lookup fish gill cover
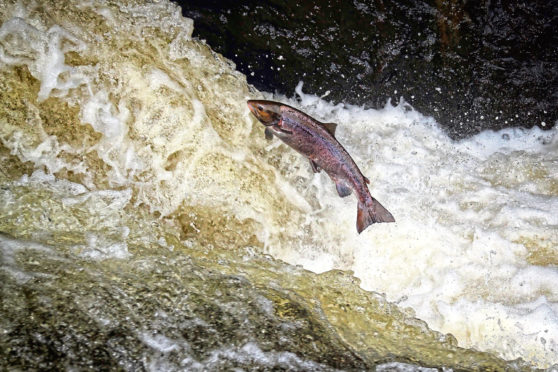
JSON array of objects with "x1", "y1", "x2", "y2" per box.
[{"x1": 0, "y1": 0, "x2": 557, "y2": 370}]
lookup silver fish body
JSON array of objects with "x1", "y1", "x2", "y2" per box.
[{"x1": 247, "y1": 100, "x2": 394, "y2": 233}]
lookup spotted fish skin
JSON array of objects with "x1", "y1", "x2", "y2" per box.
[{"x1": 247, "y1": 100, "x2": 394, "y2": 233}]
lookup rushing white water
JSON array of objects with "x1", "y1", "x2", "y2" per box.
[
  {"x1": 262, "y1": 82, "x2": 558, "y2": 367},
  {"x1": 1, "y1": 0, "x2": 557, "y2": 369}
]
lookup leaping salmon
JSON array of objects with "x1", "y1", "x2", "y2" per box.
[{"x1": 247, "y1": 99, "x2": 395, "y2": 233}]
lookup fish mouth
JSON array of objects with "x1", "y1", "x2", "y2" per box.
[
  {"x1": 246, "y1": 101, "x2": 258, "y2": 114},
  {"x1": 246, "y1": 102, "x2": 267, "y2": 124},
  {"x1": 247, "y1": 100, "x2": 280, "y2": 126}
]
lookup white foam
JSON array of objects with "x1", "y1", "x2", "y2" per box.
[
  {"x1": 264, "y1": 83, "x2": 558, "y2": 367},
  {"x1": 0, "y1": 233, "x2": 60, "y2": 283},
  {"x1": 0, "y1": 3, "x2": 203, "y2": 215},
  {"x1": 143, "y1": 338, "x2": 342, "y2": 371},
  {"x1": 455, "y1": 126, "x2": 558, "y2": 158},
  {"x1": 0, "y1": 17, "x2": 87, "y2": 101},
  {"x1": 141, "y1": 333, "x2": 180, "y2": 353},
  {"x1": 2, "y1": 171, "x2": 134, "y2": 262},
  {"x1": 203, "y1": 342, "x2": 336, "y2": 371},
  {"x1": 376, "y1": 362, "x2": 443, "y2": 372},
  {"x1": 72, "y1": 230, "x2": 130, "y2": 260}
]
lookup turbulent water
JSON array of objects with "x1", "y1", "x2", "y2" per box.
[{"x1": 0, "y1": 0, "x2": 557, "y2": 370}]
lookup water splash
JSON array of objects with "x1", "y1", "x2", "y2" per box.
[{"x1": 0, "y1": 0, "x2": 556, "y2": 369}]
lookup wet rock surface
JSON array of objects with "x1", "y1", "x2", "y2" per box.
[{"x1": 177, "y1": 0, "x2": 557, "y2": 139}]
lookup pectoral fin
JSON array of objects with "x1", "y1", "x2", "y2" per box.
[
  {"x1": 264, "y1": 128, "x2": 274, "y2": 140},
  {"x1": 309, "y1": 160, "x2": 321, "y2": 173},
  {"x1": 334, "y1": 179, "x2": 352, "y2": 197}
]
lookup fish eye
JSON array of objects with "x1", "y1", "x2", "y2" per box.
[{"x1": 257, "y1": 105, "x2": 264, "y2": 111}]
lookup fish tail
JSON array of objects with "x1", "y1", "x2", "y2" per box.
[{"x1": 356, "y1": 198, "x2": 395, "y2": 234}]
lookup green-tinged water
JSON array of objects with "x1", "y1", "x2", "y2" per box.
[
  {"x1": 0, "y1": 0, "x2": 555, "y2": 370},
  {"x1": 0, "y1": 172, "x2": 521, "y2": 370}
]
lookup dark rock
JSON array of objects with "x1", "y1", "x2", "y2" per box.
[{"x1": 176, "y1": 0, "x2": 558, "y2": 139}]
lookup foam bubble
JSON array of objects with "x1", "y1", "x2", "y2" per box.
[
  {"x1": 0, "y1": 234, "x2": 58, "y2": 283},
  {"x1": 376, "y1": 362, "x2": 440, "y2": 372},
  {"x1": 0, "y1": 17, "x2": 87, "y2": 101},
  {"x1": 72, "y1": 230, "x2": 130, "y2": 260},
  {"x1": 141, "y1": 333, "x2": 180, "y2": 353},
  {"x1": 455, "y1": 126, "x2": 558, "y2": 158}
]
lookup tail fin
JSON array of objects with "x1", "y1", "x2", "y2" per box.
[{"x1": 356, "y1": 199, "x2": 395, "y2": 234}]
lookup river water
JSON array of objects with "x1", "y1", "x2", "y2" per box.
[{"x1": 0, "y1": 1, "x2": 557, "y2": 370}]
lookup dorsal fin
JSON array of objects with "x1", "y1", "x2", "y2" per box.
[{"x1": 320, "y1": 122, "x2": 337, "y2": 137}]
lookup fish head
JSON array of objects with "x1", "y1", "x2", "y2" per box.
[{"x1": 247, "y1": 100, "x2": 281, "y2": 126}]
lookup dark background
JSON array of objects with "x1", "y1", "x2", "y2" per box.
[{"x1": 175, "y1": 0, "x2": 558, "y2": 139}]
